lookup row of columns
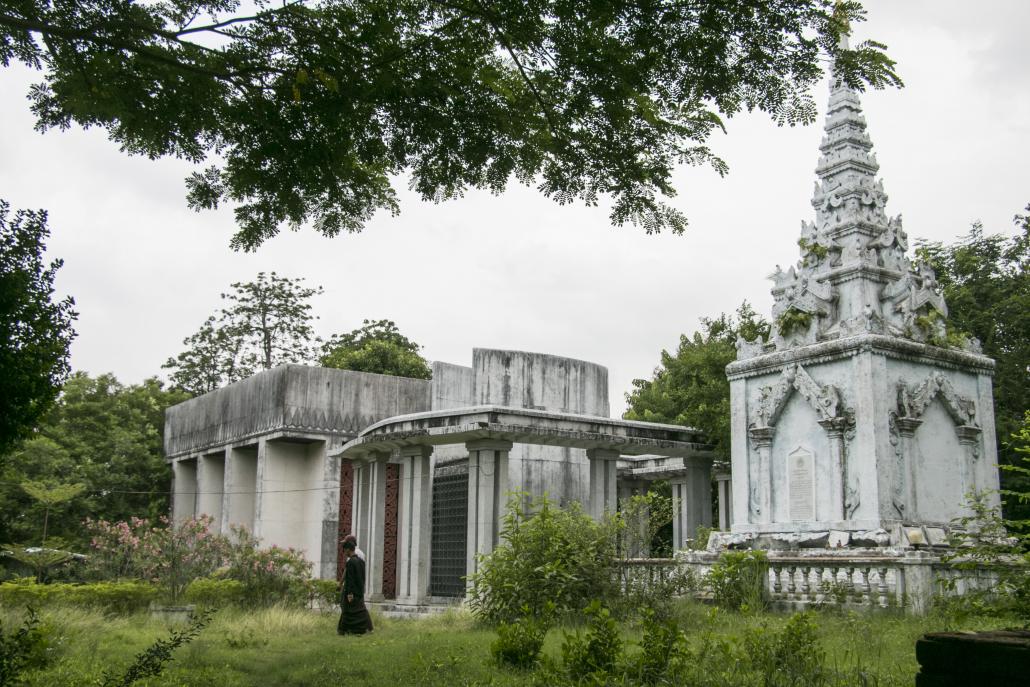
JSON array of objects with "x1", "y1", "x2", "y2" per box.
[
  {"x1": 175, "y1": 440, "x2": 717, "y2": 602},
  {"x1": 174, "y1": 439, "x2": 341, "y2": 579},
  {"x1": 343, "y1": 441, "x2": 636, "y2": 604}
]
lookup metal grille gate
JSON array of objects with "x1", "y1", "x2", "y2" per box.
[{"x1": 429, "y1": 463, "x2": 468, "y2": 598}]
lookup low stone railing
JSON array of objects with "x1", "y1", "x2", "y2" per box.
[
  {"x1": 615, "y1": 558, "x2": 682, "y2": 594},
  {"x1": 766, "y1": 555, "x2": 906, "y2": 610},
  {"x1": 662, "y1": 549, "x2": 1003, "y2": 614}
]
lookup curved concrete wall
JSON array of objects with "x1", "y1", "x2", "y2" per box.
[
  {"x1": 471, "y1": 349, "x2": 610, "y2": 508},
  {"x1": 472, "y1": 349, "x2": 609, "y2": 418}
]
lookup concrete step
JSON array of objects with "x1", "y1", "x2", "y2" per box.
[{"x1": 370, "y1": 602, "x2": 460, "y2": 620}]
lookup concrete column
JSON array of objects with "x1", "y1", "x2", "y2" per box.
[
  {"x1": 896, "y1": 417, "x2": 922, "y2": 522},
  {"x1": 172, "y1": 458, "x2": 198, "y2": 523},
  {"x1": 715, "y1": 474, "x2": 732, "y2": 531},
  {"x1": 196, "y1": 452, "x2": 225, "y2": 533},
  {"x1": 396, "y1": 445, "x2": 433, "y2": 605},
  {"x1": 350, "y1": 459, "x2": 369, "y2": 557},
  {"x1": 748, "y1": 427, "x2": 775, "y2": 524},
  {"x1": 466, "y1": 439, "x2": 513, "y2": 581},
  {"x1": 819, "y1": 418, "x2": 848, "y2": 523},
  {"x1": 671, "y1": 462, "x2": 713, "y2": 551},
  {"x1": 586, "y1": 448, "x2": 620, "y2": 520},
  {"x1": 223, "y1": 446, "x2": 258, "y2": 535},
  {"x1": 729, "y1": 377, "x2": 750, "y2": 530},
  {"x1": 252, "y1": 439, "x2": 268, "y2": 540},
  {"x1": 318, "y1": 444, "x2": 341, "y2": 581},
  {"x1": 671, "y1": 477, "x2": 688, "y2": 551},
  {"x1": 956, "y1": 425, "x2": 983, "y2": 505},
  {"x1": 364, "y1": 452, "x2": 389, "y2": 600}
]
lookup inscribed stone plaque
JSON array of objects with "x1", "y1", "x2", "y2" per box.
[{"x1": 788, "y1": 447, "x2": 815, "y2": 521}]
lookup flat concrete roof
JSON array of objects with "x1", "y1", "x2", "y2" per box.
[{"x1": 331, "y1": 405, "x2": 713, "y2": 459}]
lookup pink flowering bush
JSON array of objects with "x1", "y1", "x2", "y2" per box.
[
  {"x1": 85, "y1": 515, "x2": 228, "y2": 603},
  {"x1": 84, "y1": 517, "x2": 314, "y2": 606},
  {"x1": 84, "y1": 516, "x2": 149, "y2": 580},
  {"x1": 222, "y1": 525, "x2": 313, "y2": 607}
]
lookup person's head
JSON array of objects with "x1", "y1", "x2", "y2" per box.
[{"x1": 341, "y1": 539, "x2": 356, "y2": 558}]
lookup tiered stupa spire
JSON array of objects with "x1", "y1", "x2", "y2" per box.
[{"x1": 752, "y1": 36, "x2": 965, "y2": 356}]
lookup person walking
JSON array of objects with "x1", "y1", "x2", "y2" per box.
[{"x1": 337, "y1": 538, "x2": 374, "y2": 635}]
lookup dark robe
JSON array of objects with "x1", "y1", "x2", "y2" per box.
[{"x1": 337, "y1": 553, "x2": 374, "y2": 635}]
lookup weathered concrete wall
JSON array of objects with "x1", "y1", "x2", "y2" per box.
[
  {"x1": 470, "y1": 349, "x2": 610, "y2": 507},
  {"x1": 164, "y1": 365, "x2": 432, "y2": 458},
  {"x1": 430, "y1": 362, "x2": 475, "y2": 465},
  {"x1": 431, "y1": 362, "x2": 474, "y2": 410},
  {"x1": 472, "y1": 349, "x2": 609, "y2": 417}
]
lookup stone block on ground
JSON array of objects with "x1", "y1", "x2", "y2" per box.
[{"x1": 916, "y1": 630, "x2": 1030, "y2": 686}]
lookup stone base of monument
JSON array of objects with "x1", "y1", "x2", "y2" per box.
[
  {"x1": 710, "y1": 522, "x2": 954, "y2": 551},
  {"x1": 916, "y1": 630, "x2": 1030, "y2": 686},
  {"x1": 676, "y1": 546, "x2": 997, "y2": 615}
]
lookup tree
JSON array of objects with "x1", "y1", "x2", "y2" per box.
[
  {"x1": 915, "y1": 207, "x2": 1030, "y2": 518},
  {"x1": 163, "y1": 272, "x2": 323, "y2": 393},
  {"x1": 1, "y1": 2, "x2": 900, "y2": 250},
  {"x1": 0, "y1": 200, "x2": 77, "y2": 458},
  {"x1": 624, "y1": 302, "x2": 770, "y2": 459},
  {"x1": 20, "y1": 480, "x2": 85, "y2": 548},
  {"x1": 0, "y1": 373, "x2": 190, "y2": 548},
  {"x1": 320, "y1": 319, "x2": 431, "y2": 379}
]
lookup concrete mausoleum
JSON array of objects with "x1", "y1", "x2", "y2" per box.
[
  {"x1": 164, "y1": 349, "x2": 716, "y2": 605},
  {"x1": 720, "y1": 55, "x2": 999, "y2": 553}
]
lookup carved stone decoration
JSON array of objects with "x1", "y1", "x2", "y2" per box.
[
  {"x1": 793, "y1": 365, "x2": 843, "y2": 421},
  {"x1": 842, "y1": 419, "x2": 860, "y2": 519},
  {"x1": 735, "y1": 335, "x2": 766, "y2": 361},
  {"x1": 887, "y1": 412, "x2": 905, "y2": 518},
  {"x1": 752, "y1": 364, "x2": 846, "y2": 430},
  {"x1": 897, "y1": 373, "x2": 977, "y2": 427},
  {"x1": 749, "y1": 39, "x2": 974, "y2": 356}
]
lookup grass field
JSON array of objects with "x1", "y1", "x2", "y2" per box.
[{"x1": 2, "y1": 601, "x2": 1013, "y2": 686}]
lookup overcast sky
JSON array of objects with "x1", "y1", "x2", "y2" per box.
[{"x1": 1, "y1": 0, "x2": 1027, "y2": 415}]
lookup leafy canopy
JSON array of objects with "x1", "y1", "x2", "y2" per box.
[
  {"x1": 915, "y1": 206, "x2": 1030, "y2": 518},
  {"x1": 0, "y1": 200, "x2": 77, "y2": 458},
  {"x1": 2, "y1": 1, "x2": 899, "y2": 250},
  {"x1": 163, "y1": 272, "x2": 322, "y2": 393},
  {"x1": 0, "y1": 373, "x2": 190, "y2": 548},
  {"x1": 624, "y1": 302, "x2": 770, "y2": 458},
  {"x1": 320, "y1": 319, "x2": 431, "y2": 379}
]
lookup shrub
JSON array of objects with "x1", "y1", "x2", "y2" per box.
[
  {"x1": 615, "y1": 563, "x2": 698, "y2": 621},
  {"x1": 0, "y1": 607, "x2": 52, "y2": 686},
  {"x1": 491, "y1": 613, "x2": 546, "y2": 669},
  {"x1": 223, "y1": 526, "x2": 313, "y2": 607},
  {"x1": 184, "y1": 578, "x2": 247, "y2": 609},
  {"x1": 772, "y1": 612, "x2": 824, "y2": 685},
  {"x1": 84, "y1": 517, "x2": 316, "y2": 608},
  {"x1": 632, "y1": 607, "x2": 684, "y2": 686},
  {"x1": 708, "y1": 550, "x2": 769, "y2": 612},
  {"x1": 619, "y1": 485, "x2": 673, "y2": 558},
  {"x1": 85, "y1": 516, "x2": 229, "y2": 603},
  {"x1": 0, "y1": 579, "x2": 159, "y2": 613},
  {"x1": 941, "y1": 413, "x2": 1030, "y2": 623},
  {"x1": 560, "y1": 601, "x2": 623, "y2": 683},
  {"x1": 310, "y1": 579, "x2": 339, "y2": 612},
  {"x1": 467, "y1": 493, "x2": 620, "y2": 624}
]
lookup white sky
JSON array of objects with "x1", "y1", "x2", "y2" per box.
[{"x1": 1, "y1": 0, "x2": 1027, "y2": 415}]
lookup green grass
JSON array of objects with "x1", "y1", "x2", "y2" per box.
[{"x1": 2, "y1": 602, "x2": 1015, "y2": 686}]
